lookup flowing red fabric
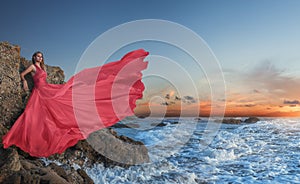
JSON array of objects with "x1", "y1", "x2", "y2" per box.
[{"x1": 2, "y1": 49, "x2": 148, "y2": 157}]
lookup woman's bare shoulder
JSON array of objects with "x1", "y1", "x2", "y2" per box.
[
  {"x1": 27, "y1": 64, "x2": 36, "y2": 73},
  {"x1": 21, "y1": 64, "x2": 35, "y2": 72},
  {"x1": 20, "y1": 64, "x2": 36, "y2": 77},
  {"x1": 30, "y1": 64, "x2": 35, "y2": 68}
]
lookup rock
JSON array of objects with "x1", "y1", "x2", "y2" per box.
[
  {"x1": 0, "y1": 148, "x2": 21, "y2": 182},
  {"x1": 0, "y1": 42, "x2": 150, "y2": 183},
  {"x1": 215, "y1": 118, "x2": 242, "y2": 124},
  {"x1": 48, "y1": 162, "x2": 68, "y2": 180},
  {"x1": 0, "y1": 42, "x2": 94, "y2": 183},
  {"x1": 0, "y1": 123, "x2": 8, "y2": 140},
  {"x1": 87, "y1": 128, "x2": 149, "y2": 167},
  {"x1": 19, "y1": 159, "x2": 70, "y2": 184},
  {"x1": 151, "y1": 122, "x2": 167, "y2": 127},
  {"x1": 194, "y1": 117, "x2": 202, "y2": 121},
  {"x1": 0, "y1": 42, "x2": 65, "y2": 128},
  {"x1": 0, "y1": 144, "x2": 91, "y2": 184},
  {"x1": 126, "y1": 123, "x2": 140, "y2": 128},
  {"x1": 112, "y1": 122, "x2": 140, "y2": 128},
  {"x1": 244, "y1": 117, "x2": 260, "y2": 123},
  {"x1": 77, "y1": 169, "x2": 94, "y2": 184},
  {"x1": 49, "y1": 128, "x2": 149, "y2": 168},
  {"x1": 111, "y1": 123, "x2": 131, "y2": 128}
]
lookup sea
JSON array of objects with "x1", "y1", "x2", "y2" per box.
[{"x1": 85, "y1": 117, "x2": 300, "y2": 184}]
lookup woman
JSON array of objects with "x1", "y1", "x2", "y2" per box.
[
  {"x1": 21, "y1": 51, "x2": 46, "y2": 91},
  {"x1": 2, "y1": 49, "x2": 148, "y2": 157}
]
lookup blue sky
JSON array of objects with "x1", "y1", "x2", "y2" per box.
[
  {"x1": 1, "y1": 0, "x2": 299, "y2": 78},
  {"x1": 1, "y1": 0, "x2": 300, "y2": 116}
]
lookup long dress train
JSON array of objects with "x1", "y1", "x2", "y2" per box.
[{"x1": 2, "y1": 49, "x2": 148, "y2": 157}]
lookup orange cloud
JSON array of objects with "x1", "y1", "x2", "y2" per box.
[{"x1": 135, "y1": 61, "x2": 300, "y2": 117}]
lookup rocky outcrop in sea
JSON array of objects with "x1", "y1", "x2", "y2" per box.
[
  {"x1": 0, "y1": 42, "x2": 149, "y2": 183},
  {"x1": 214, "y1": 117, "x2": 260, "y2": 124}
]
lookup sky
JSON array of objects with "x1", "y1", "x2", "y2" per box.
[{"x1": 1, "y1": 0, "x2": 300, "y2": 117}]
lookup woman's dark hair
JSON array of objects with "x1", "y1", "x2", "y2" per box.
[{"x1": 32, "y1": 51, "x2": 46, "y2": 71}]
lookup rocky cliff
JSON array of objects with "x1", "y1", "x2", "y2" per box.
[
  {"x1": 0, "y1": 42, "x2": 149, "y2": 183},
  {"x1": 0, "y1": 42, "x2": 65, "y2": 128}
]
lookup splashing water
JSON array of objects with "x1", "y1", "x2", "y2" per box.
[{"x1": 85, "y1": 118, "x2": 300, "y2": 183}]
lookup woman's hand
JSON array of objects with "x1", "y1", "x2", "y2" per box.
[{"x1": 23, "y1": 80, "x2": 29, "y2": 91}]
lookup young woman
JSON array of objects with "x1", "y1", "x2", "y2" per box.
[
  {"x1": 2, "y1": 49, "x2": 148, "y2": 157},
  {"x1": 20, "y1": 51, "x2": 46, "y2": 91}
]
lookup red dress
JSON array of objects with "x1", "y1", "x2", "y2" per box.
[{"x1": 2, "y1": 49, "x2": 148, "y2": 157}]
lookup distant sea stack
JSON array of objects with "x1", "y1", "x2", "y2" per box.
[
  {"x1": 0, "y1": 42, "x2": 150, "y2": 183},
  {"x1": 214, "y1": 117, "x2": 260, "y2": 124}
]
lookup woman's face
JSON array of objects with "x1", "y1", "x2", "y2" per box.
[{"x1": 35, "y1": 53, "x2": 43, "y2": 63}]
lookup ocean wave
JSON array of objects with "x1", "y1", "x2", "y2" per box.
[{"x1": 87, "y1": 118, "x2": 300, "y2": 183}]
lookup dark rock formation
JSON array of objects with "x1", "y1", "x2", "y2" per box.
[
  {"x1": 244, "y1": 117, "x2": 260, "y2": 123},
  {"x1": 0, "y1": 42, "x2": 150, "y2": 183},
  {"x1": 214, "y1": 117, "x2": 260, "y2": 124},
  {"x1": 0, "y1": 123, "x2": 93, "y2": 184},
  {"x1": 168, "y1": 121, "x2": 179, "y2": 124},
  {"x1": 151, "y1": 122, "x2": 168, "y2": 127},
  {"x1": 0, "y1": 42, "x2": 65, "y2": 128},
  {"x1": 112, "y1": 123, "x2": 132, "y2": 128},
  {"x1": 215, "y1": 118, "x2": 242, "y2": 124},
  {"x1": 48, "y1": 128, "x2": 149, "y2": 168},
  {"x1": 194, "y1": 117, "x2": 202, "y2": 121},
  {"x1": 112, "y1": 122, "x2": 140, "y2": 128},
  {"x1": 222, "y1": 118, "x2": 242, "y2": 124}
]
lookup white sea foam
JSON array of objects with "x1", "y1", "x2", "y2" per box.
[{"x1": 85, "y1": 118, "x2": 300, "y2": 183}]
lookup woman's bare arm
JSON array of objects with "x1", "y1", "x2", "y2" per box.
[
  {"x1": 20, "y1": 64, "x2": 35, "y2": 81},
  {"x1": 20, "y1": 64, "x2": 35, "y2": 91}
]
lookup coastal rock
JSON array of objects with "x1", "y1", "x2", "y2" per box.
[
  {"x1": 151, "y1": 122, "x2": 168, "y2": 127},
  {"x1": 0, "y1": 41, "x2": 65, "y2": 128},
  {"x1": 112, "y1": 122, "x2": 140, "y2": 128},
  {"x1": 0, "y1": 145, "x2": 91, "y2": 184},
  {"x1": 194, "y1": 117, "x2": 202, "y2": 121},
  {"x1": 215, "y1": 118, "x2": 242, "y2": 124},
  {"x1": 0, "y1": 42, "x2": 150, "y2": 182},
  {"x1": 214, "y1": 117, "x2": 260, "y2": 124},
  {"x1": 167, "y1": 120, "x2": 179, "y2": 124},
  {"x1": 111, "y1": 123, "x2": 131, "y2": 128},
  {"x1": 244, "y1": 117, "x2": 260, "y2": 123},
  {"x1": 0, "y1": 113, "x2": 93, "y2": 183},
  {"x1": 49, "y1": 128, "x2": 149, "y2": 168}
]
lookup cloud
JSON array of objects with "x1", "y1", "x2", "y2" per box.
[
  {"x1": 161, "y1": 102, "x2": 169, "y2": 106},
  {"x1": 165, "y1": 94, "x2": 170, "y2": 99},
  {"x1": 182, "y1": 96, "x2": 196, "y2": 104},
  {"x1": 245, "y1": 60, "x2": 300, "y2": 99},
  {"x1": 175, "y1": 96, "x2": 181, "y2": 100},
  {"x1": 224, "y1": 60, "x2": 300, "y2": 107},
  {"x1": 283, "y1": 100, "x2": 300, "y2": 105},
  {"x1": 236, "y1": 104, "x2": 256, "y2": 107},
  {"x1": 160, "y1": 101, "x2": 175, "y2": 106},
  {"x1": 160, "y1": 94, "x2": 197, "y2": 106}
]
